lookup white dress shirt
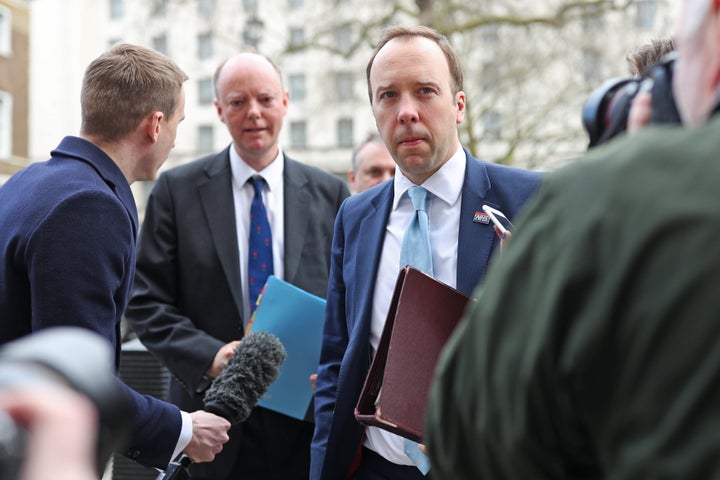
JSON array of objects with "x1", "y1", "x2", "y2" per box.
[{"x1": 364, "y1": 144, "x2": 466, "y2": 464}]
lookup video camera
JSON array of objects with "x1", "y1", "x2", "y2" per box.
[
  {"x1": 0, "y1": 328, "x2": 131, "y2": 480},
  {"x1": 582, "y1": 52, "x2": 681, "y2": 148}
]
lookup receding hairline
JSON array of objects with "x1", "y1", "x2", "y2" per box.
[
  {"x1": 365, "y1": 25, "x2": 463, "y2": 104},
  {"x1": 214, "y1": 52, "x2": 284, "y2": 98}
]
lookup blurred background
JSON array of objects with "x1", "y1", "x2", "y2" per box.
[
  {"x1": 1, "y1": 0, "x2": 677, "y2": 215},
  {"x1": 0, "y1": 1, "x2": 679, "y2": 478}
]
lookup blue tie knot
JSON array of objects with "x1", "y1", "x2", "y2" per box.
[
  {"x1": 250, "y1": 176, "x2": 266, "y2": 197},
  {"x1": 407, "y1": 185, "x2": 428, "y2": 212},
  {"x1": 400, "y1": 185, "x2": 433, "y2": 276}
]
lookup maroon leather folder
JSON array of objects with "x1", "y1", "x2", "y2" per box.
[{"x1": 354, "y1": 266, "x2": 472, "y2": 443}]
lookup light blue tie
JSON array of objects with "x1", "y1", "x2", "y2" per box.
[
  {"x1": 398, "y1": 185, "x2": 432, "y2": 475},
  {"x1": 399, "y1": 186, "x2": 433, "y2": 276}
]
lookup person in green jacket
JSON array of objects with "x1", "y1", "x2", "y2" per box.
[{"x1": 425, "y1": 1, "x2": 720, "y2": 478}]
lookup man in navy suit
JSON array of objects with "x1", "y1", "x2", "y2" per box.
[
  {"x1": 125, "y1": 52, "x2": 350, "y2": 479},
  {"x1": 0, "y1": 44, "x2": 230, "y2": 470},
  {"x1": 311, "y1": 26, "x2": 542, "y2": 480}
]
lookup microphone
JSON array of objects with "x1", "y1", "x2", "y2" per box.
[
  {"x1": 159, "y1": 332, "x2": 286, "y2": 480},
  {"x1": 204, "y1": 331, "x2": 286, "y2": 425}
]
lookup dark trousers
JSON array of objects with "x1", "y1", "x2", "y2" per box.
[{"x1": 352, "y1": 447, "x2": 429, "y2": 480}]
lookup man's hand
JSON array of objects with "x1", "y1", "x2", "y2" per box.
[
  {"x1": 207, "y1": 340, "x2": 241, "y2": 378},
  {"x1": 309, "y1": 373, "x2": 317, "y2": 392},
  {"x1": 0, "y1": 386, "x2": 98, "y2": 480},
  {"x1": 628, "y1": 85, "x2": 653, "y2": 134},
  {"x1": 183, "y1": 411, "x2": 231, "y2": 463}
]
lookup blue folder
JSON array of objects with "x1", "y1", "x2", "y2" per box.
[{"x1": 247, "y1": 276, "x2": 326, "y2": 421}]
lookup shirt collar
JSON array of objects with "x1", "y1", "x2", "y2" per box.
[
  {"x1": 392, "y1": 143, "x2": 466, "y2": 210},
  {"x1": 229, "y1": 145, "x2": 284, "y2": 192}
]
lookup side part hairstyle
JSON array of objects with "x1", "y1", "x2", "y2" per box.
[{"x1": 81, "y1": 43, "x2": 188, "y2": 142}]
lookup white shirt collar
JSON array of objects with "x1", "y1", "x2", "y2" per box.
[
  {"x1": 229, "y1": 145, "x2": 284, "y2": 192},
  {"x1": 392, "y1": 143, "x2": 466, "y2": 209}
]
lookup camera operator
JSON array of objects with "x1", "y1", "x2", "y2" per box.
[
  {"x1": 626, "y1": 37, "x2": 676, "y2": 77},
  {"x1": 583, "y1": 37, "x2": 679, "y2": 147},
  {"x1": 626, "y1": 37, "x2": 676, "y2": 134}
]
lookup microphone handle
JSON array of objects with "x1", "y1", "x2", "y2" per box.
[
  {"x1": 156, "y1": 453, "x2": 193, "y2": 480},
  {"x1": 156, "y1": 394, "x2": 236, "y2": 479}
]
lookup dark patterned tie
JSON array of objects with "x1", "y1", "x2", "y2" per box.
[{"x1": 248, "y1": 176, "x2": 274, "y2": 313}]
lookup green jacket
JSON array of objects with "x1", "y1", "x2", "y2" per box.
[{"x1": 426, "y1": 118, "x2": 720, "y2": 479}]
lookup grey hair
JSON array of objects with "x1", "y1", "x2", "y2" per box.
[{"x1": 351, "y1": 132, "x2": 384, "y2": 171}]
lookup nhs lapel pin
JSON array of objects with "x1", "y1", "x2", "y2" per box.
[{"x1": 473, "y1": 211, "x2": 490, "y2": 224}]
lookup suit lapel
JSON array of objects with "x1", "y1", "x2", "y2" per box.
[
  {"x1": 197, "y1": 149, "x2": 244, "y2": 319},
  {"x1": 354, "y1": 184, "x2": 394, "y2": 333},
  {"x1": 457, "y1": 152, "x2": 497, "y2": 295},
  {"x1": 282, "y1": 157, "x2": 311, "y2": 283}
]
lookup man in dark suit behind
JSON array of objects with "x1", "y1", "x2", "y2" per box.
[{"x1": 125, "y1": 52, "x2": 350, "y2": 480}]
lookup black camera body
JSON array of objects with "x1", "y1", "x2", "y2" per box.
[
  {"x1": 582, "y1": 53, "x2": 681, "y2": 148},
  {"x1": 0, "y1": 328, "x2": 132, "y2": 480}
]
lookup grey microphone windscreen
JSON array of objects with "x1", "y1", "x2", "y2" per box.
[{"x1": 203, "y1": 331, "x2": 286, "y2": 425}]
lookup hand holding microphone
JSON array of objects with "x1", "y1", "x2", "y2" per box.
[
  {"x1": 203, "y1": 331, "x2": 286, "y2": 425},
  {"x1": 206, "y1": 340, "x2": 240, "y2": 379},
  {"x1": 160, "y1": 332, "x2": 286, "y2": 479},
  {"x1": 182, "y1": 411, "x2": 230, "y2": 463}
]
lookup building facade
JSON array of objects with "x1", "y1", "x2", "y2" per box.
[
  {"x1": 22, "y1": 0, "x2": 677, "y2": 192},
  {"x1": 0, "y1": 0, "x2": 29, "y2": 179}
]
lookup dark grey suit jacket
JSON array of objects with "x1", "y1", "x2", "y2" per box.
[{"x1": 126, "y1": 147, "x2": 350, "y2": 479}]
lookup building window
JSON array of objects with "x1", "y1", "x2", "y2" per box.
[
  {"x1": 198, "y1": 78, "x2": 214, "y2": 105},
  {"x1": 151, "y1": 0, "x2": 167, "y2": 17},
  {"x1": 243, "y1": 15, "x2": 264, "y2": 49},
  {"x1": 288, "y1": 0, "x2": 304, "y2": 9},
  {"x1": 198, "y1": 32, "x2": 213, "y2": 60},
  {"x1": 0, "y1": 91, "x2": 11, "y2": 158},
  {"x1": 334, "y1": 24, "x2": 353, "y2": 53},
  {"x1": 152, "y1": 33, "x2": 168, "y2": 56},
  {"x1": 635, "y1": 0, "x2": 657, "y2": 30},
  {"x1": 109, "y1": 0, "x2": 124, "y2": 20},
  {"x1": 337, "y1": 118, "x2": 353, "y2": 147},
  {"x1": 289, "y1": 27, "x2": 305, "y2": 48},
  {"x1": 290, "y1": 121, "x2": 307, "y2": 149},
  {"x1": 288, "y1": 74, "x2": 306, "y2": 101},
  {"x1": 243, "y1": 0, "x2": 258, "y2": 12},
  {"x1": 335, "y1": 72, "x2": 354, "y2": 101},
  {"x1": 0, "y1": 6, "x2": 11, "y2": 56},
  {"x1": 198, "y1": 0, "x2": 215, "y2": 16},
  {"x1": 197, "y1": 125, "x2": 214, "y2": 152},
  {"x1": 482, "y1": 110, "x2": 502, "y2": 141}
]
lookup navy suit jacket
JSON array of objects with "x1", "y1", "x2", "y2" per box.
[
  {"x1": 0, "y1": 136, "x2": 181, "y2": 469},
  {"x1": 311, "y1": 150, "x2": 542, "y2": 479},
  {"x1": 126, "y1": 146, "x2": 350, "y2": 479}
]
